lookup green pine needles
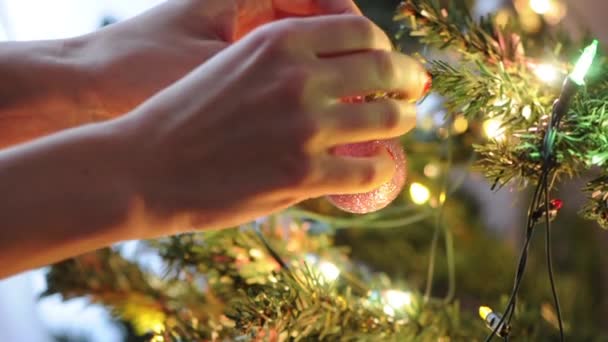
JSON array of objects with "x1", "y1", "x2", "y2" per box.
[{"x1": 397, "y1": 0, "x2": 608, "y2": 227}]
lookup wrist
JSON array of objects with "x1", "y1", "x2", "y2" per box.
[
  {"x1": 54, "y1": 36, "x2": 109, "y2": 122},
  {"x1": 6, "y1": 37, "x2": 94, "y2": 111},
  {"x1": 103, "y1": 112, "x2": 184, "y2": 238},
  {"x1": 0, "y1": 37, "x2": 105, "y2": 146},
  {"x1": 83, "y1": 117, "x2": 152, "y2": 240}
]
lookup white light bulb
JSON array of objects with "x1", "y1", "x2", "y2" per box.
[
  {"x1": 382, "y1": 290, "x2": 413, "y2": 317},
  {"x1": 533, "y1": 63, "x2": 559, "y2": 83},
  {"x1": 410, "y1": 183, "x2": 431, "y2": 205},
  {"x1": 384, "y1": 290, "x2": 413, "y2": 308},
  {"x1": 483, "y1": 118, "x2": 506, "y2": 141},
  {"x1": 530, "y1": 0, "x2": 552, "y2": 14},
  {"x1": 318, "y1": 261, "x2": 340, "y2": 282},
  {"x1": 383, "y1": 305, "x2": 396, "y2": 317}
]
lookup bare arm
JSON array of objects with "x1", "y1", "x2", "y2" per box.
[
  {"x1": 0, "y1": 0, "x2": 363, "y2": 149},
  {"x1": 0, "y1": 120, "x2": 143, "y2": 278},
  {"x1": 0, "y1": 0, "x2": 428, "y2": 279},
  {"x1": 0, "y1": 13, "x2": 427, "y2": 279},
  {"x1": 0, "y1": 39, "x2": 100, "y2": 147}
]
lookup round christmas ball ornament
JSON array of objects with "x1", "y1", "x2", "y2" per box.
[{"x1": 327, "y1": 139, "x2": 407, "y2": 214}]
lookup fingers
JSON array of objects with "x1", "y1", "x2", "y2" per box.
[
  {"x1": 284, "y1": 15, "x2": 392, "y2": 54},
  {"x1": 310, "y1": 148, "x2": 395, "y2": 195},
  {"x1": 273, "y1": 0, "x2": 362, "y2": 15},
  {"x1": 321, "y1": 50, "x2": 429, "y2": 100},
  {"x1": 316, "y1": 100, "x2": 417, "y2": 146},
  {"x1": 317, "y1": 0, "x2": 362, "y2": 15}
]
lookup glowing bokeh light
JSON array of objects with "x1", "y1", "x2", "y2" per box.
[
  {"x1": 318, "y1": 261, "x2": 340, "y2": 282},
  {"x1": 410, "y1": 182, "x2": 431, "y2": 205},
  {"x1": 452, "y1": 115, "x2": 469, "y2": 134},
  {"x1": 382, "y1": 290, "x2": 413, "y2": 317},
  {"x1": 483, "y1": 118, "x2": 506, "y2": 141},
  {"x1": 529, "y1": 0, "x2": 552, "y2": 14},
  {"x1": 533, "y1": 63, "x2": 559, "y2": 83},
  {"x1": 479, "y1": 306, "x2": 493, "y2": 320}
]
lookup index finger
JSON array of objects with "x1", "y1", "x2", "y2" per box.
[
  {"x1": 273, "y1": 0, "x2": 362, "y2": 15},
  {"x1": 282, "y1": 15, "x2": 393, "y2": 55}
]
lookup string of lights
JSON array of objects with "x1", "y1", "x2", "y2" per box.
[{"x1": 483, "y1": 40, "x2": 598, "y2": 342}]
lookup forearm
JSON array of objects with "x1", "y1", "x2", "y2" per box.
[
  {"x1": 0, "y1": 120, "x2": 143, "y2": 278},
  {"x1": 0, "y1": 39, "x2": 104, "y2": 148}
]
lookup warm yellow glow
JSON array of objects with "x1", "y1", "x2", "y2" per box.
[
  {"x1": 383, "y1": 305, "x2": 396, "y2": 317},
  {"x1": 249, "y1": 248, "x2": 264, "y2": 259},
  {"x1": 382, "y1": 290, "x2": 413, "y2": 316},
  {"x1": 423, "y1": 163, "x2": 440, "y2": 179},
  {"x1": 385, "y1": 290, "x2": 412, "y2": 307},
  {"x1": 318, "y1": 261, "x2": 340, "y2": 282},
  {"x1": 530, "y1": 0, "x2": 552, "y2": 14},
  {"x1": 479, "y1": 306, "x2": 493, "y2": 320},
  {"x1": 439, "y1": 192, "x2": 447, "y2": 204},
  {"x1": 483, "y1": 118, "x2": 505, "y2": 141},
  {"x1": 533, "y1": 63, "x2": 559, "y2": 83},
  {"x1": 410, "y1": 182, "x2": 431, "y2": 205},
  {"x1": 152, "y1": 322, "x2": 164, "y2": 334},
  {"x1": 494, "y1": 9, "x2": 511, "y2": 28},
  {"x1": 149, "y1": 321, "x2": 165, "y2": 342},
  {"x1": 452, "y1": 115, "x2": 469, "y2": 134}
]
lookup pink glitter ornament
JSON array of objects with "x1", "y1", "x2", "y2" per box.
[{"x1": 327, "y1": 139, "x2": 407, "y2": 214}]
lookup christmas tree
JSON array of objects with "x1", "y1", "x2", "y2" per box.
[{"x1": 44, "y1": 0, "x2": 608, "y2": 340}]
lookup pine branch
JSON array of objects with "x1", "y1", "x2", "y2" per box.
[
  {"x1": 397, "y1": 0, "x2": 608, "y2": 224},
  {"x1": 47, "y1": 223, "x2": 483, "y2": 341},
  {"x1": 396, "y1": 0, "x2": 524, "y2": 64},
  {"x1": 429, "y1": 60, "x2": 551, "y2": 124},
  {"x1": 44, "y1": 248, "x2": 226, "y2": 340},
  {"x1": 582, "y1": 174, "x2": 608, "y2": 229}
]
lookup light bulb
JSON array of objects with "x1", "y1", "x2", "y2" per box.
[
  {"x1": 382, "y1": 290, "x2": 413, "y2": 317},
  {"x1": 410, "y1": 182, "x2": 431, "y2": 205},
  {"x1": 452, "y1": 115, "x2": 469, "y2": 134},
  {"x1": 533, "y1": 63, "x2": 559, "y2": 83},
  {"x1": 479, "y1": 306, "x2": 493, "y2": 320},
  {"x1": 318, "y1": 261, "x2": 340, "y2": 282},
  {"x1": 529, "y1": 0, "x2": 552, "y2": 14},
  {"x1": 423, "y1": 163, "x2": 441, "y2": 179},
  {"x1": 384, "y1": 290, "x2": 412, "y2": 308},
  {"x1": 570, "y1": 40, "x2": 599, "y2": 86},
  {"x1": 483, "y1": 118, "x2": 505, "y2": 141}
]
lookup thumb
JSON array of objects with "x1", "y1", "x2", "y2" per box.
[{"x1": 273, "y1": 0, "x2": 362, "y2": 15}]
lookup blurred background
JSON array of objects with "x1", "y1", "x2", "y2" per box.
[{"x1": 1, "y1": 0, "x2": 607, "y2": 341}]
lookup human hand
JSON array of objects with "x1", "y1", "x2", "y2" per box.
[
  {"x1": 115, "y1": 14, "x2": 429, "y2": 237},
  {"x1": 80, "y1": 0, "x2": 362, "y2": 118}
]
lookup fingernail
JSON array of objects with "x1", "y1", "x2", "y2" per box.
[{"x1": 421, "y1": 71, "x2": 432, "y2": 98}]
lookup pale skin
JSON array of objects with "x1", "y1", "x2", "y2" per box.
[{"x1": 0, "y1": 0, "x2": 428, "y2": 278}]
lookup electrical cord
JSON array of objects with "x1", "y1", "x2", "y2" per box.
[
  {"x1": 544, "y1": 175, "x2": 565, "y2": 341},
  {"x1": 484, "y1": 170, "x2": 548, "y2": 342}
]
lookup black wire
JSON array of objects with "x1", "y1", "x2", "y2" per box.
[
  {"x1": 543, "y1": 176, "x2": 565, "y2": 341},
  {"x1": 253, "y1": 225, "x2": 290, "y2": 271},
  {"x1": 504, "y1": 173, "x2": 549, "y2": 326},
  {"x1": 487, "y1": 145, "x2": 565, "y2": 341},
  {"x1": 485, "y1": 76, "x2": 577, "y2": 341},
  {"x1": 484, "y1": 171, "x2": 548, "y2": 342}
]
